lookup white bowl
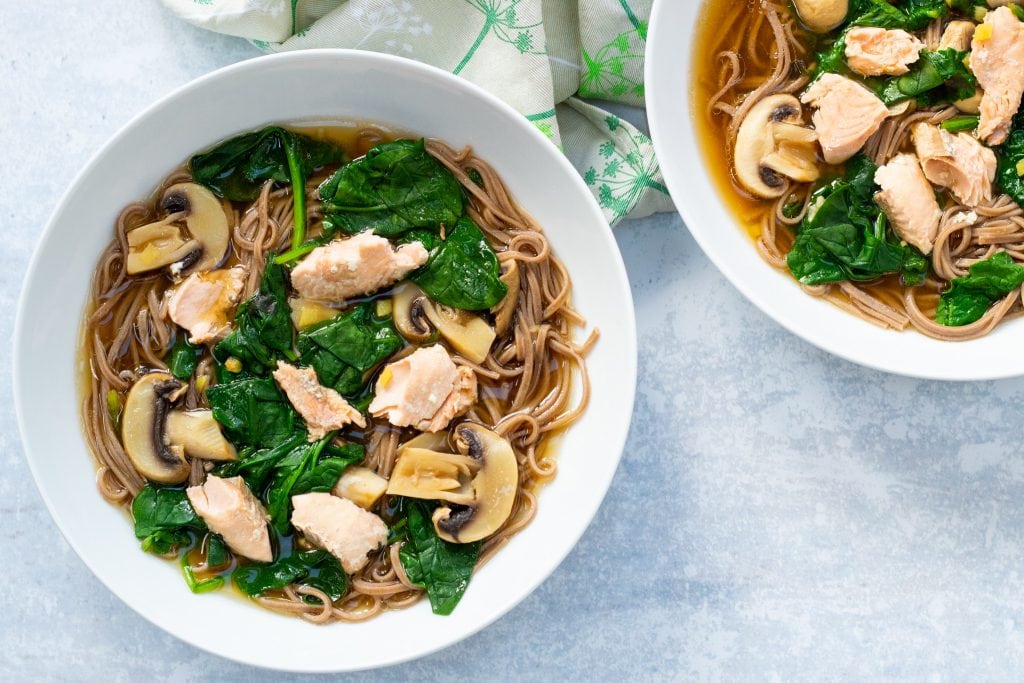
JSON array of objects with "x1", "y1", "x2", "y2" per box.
[
  {"x1": 647, "y1": 0, "x2": 1022, "y2": 381},
  {"x1": 13, "y1": 50, "x2": 636, "y2": 672}
]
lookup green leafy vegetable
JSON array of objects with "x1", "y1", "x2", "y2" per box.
[
  {"x1": 166, "y1": 335, "x2": 201, "y2": 381},
  {"x1": 291, "y1": 443, "x2": 365, "y2": 496},
  {"x1": 319, "y1": 139, "x2": 464, "y2": 237},
  {"x1": 233, "y1": 550, "x2": 348, "y2": 601},
  {"x1": 996, "y1": 125, "x2": 1024, "y2": 207},
  {"x1": 876, "y1": 49, "x2": 975, "y2": 106},
  {"x1": 398, "y1": 500, "x2": 480, "y2": 616},
  {"x1": 132, "y1": 485, "x2": 206, "y2": 555},
  {"x1": 937, "y1": 252, "x2": 1024, "y2": 326},
  {"x1": 786, "y1": 155, "x2": 929, "y2": 286},
  {"x1": 205, "y1": 534, "x2": 231, "y2": 568},
  {"x1": 207, "y1": 377, "x2": 299, "y2": 449},
  {"x1": 297, "y1": 303, "x2": 403, "y2": 396},
  {"x1": 181, "y1": 553, "x2": 225, "y2": 594},
  {"x1": 405, "y1": 218, "x2": 508, "y2": 310},
  {"x1": 215, "y1": 258, "x2": 294, "y2": 374},
  {"x1": 216, "y1": 430, "x2": 308, "y2": 493}
]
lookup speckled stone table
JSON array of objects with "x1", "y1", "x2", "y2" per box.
[{"x1": 5, "y1": 2, "x2": 1024, "y2": 680}]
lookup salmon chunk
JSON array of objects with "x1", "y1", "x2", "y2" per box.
[
  {"x1": 368, "y1": 345, "x2": 478, "y2": 433},
  {"x1": 844, "y1": 27, "x2": 924, "y2": 76},
  {"x1": 291, "y1": 492, "x2": 388, "y2": 574},
  {"x1": 272, "y1": 362, "x2": 367, "y2": 440},
  {"x1": 912, "y1": 123, "x2": 996, "y2": 207},
  {"x1": 186, "y1": 476, "x2": 272, "y2": 563},
  {"x1": 971, "y1": 6, "x2": 1024, "y2": 145},
  {"x1": 874, "y1": 154, "x2": 942, "y2": 255},
  {"x1": 166, "y1": 267, "x2": 245, "y2": 344},
  {"x1": 290, "y1": 232, "x2": 429, "y2": 302},
  {"x1": 801, "y1": 74, "x2": 890, "y2": 164}
]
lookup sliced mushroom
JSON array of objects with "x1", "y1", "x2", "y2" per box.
[
  {"x1": 125, "y1": 183, "x2": 230, "y2": 277},
  {"x1": 391, "y1": 283, "x2": 433, "y2": 343},
  {"x1": 162, "y1": 183, "x2": 231, "y2": 274},
  {"x1": 165, "y1": 409, "x2": 236, "y2": 462},
  {"x1": 735, "y1": 95, "x2": 821, "y2": 199},
  {"x1": 386, "y1": 447, "x2": 479, "y2": 504},
  {"x1": 793, "y1": 0, "x2": 848, "y2": 33},
  {"x1": 431, "y1": 424, "x2": 518, "y2": 544},
  {"x1": 422, "y1": 301, "x2": 496, "y2": 364},
  {"x1": 491, "y1": 260, "x2": 520, "y2": 337},
  {"x1": 332, "y1": 466, "x2": 388, "y2": 509},
  {"x1": 955, "y1": 90, "x2": 983, "y2": 115},
  {"x1": 121, "y1": 373, "x2": 190, "y2": 483}
]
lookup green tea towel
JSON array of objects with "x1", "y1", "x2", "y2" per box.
[{"x1": 160, "y1": 0, "x2": 673, "y2": 225}]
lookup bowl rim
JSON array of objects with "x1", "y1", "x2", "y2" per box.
[
  {"x1": 646, "y1": 0, "x2": 1024, "y2": 382},
  {"x1": 13, "y1": 48, "x2": 637, "y2": 671}
]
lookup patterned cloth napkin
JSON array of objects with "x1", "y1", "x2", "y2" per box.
[{"x1": 160, "y1": 0, "x2": 673, "y2": 225}]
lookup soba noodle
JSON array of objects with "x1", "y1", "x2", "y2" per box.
[
  {"x1": 699, "y1": 1, "x2": 1024, "y2": 339},
  {"x1": 81, "y1": 128, "x2": 593, "y2": 623}
]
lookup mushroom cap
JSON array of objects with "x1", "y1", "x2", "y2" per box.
[
  {"x1": 793, "y1": 0, "x2": 848, "y2": 33},
  {"x1": 391, "y1": 283, "x2": 434, "y2": 344},
  {"x1": 432, "y1": 423, "x2": 518, "y2": 544},
  {"x1": 121, "y1": 372, "x2": 190, "y2": 484},
  {"x1": 734, "y1": 94, "x2": 818, "y2": 199},
  {"x1": 161, "y1": 183, "x2": 231, "y2": 275}
]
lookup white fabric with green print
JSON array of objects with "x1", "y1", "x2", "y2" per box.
[{"x1": 161, "y1": 0, "x2": 674, "y2": 225}]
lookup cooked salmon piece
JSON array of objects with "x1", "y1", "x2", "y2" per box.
[
  {"x1": 874, "y1": 153, "x2": 942, "y2": 255},
  {"x1": 801, "y1": 74, "x2": 890, "y2": 164},
  {"x1": 939, "y1": 20, "x2": 975, "y2": 52},
  {"x1": 290, "y1": 232, "x2": 429, "y2": 302},
  {"x1": 368, "y1": 345, "x2": 478, "y2": 433},
  {"x1": 272, "y1": 361, "x2": 367, "y2": 440},
  {"x1": 291, "y1": 492, "x2": 388, "y2": 574},
  {"x1": 911, "y1": 122, "x2": 997, "y2": 207},
  {"x1": 186, "y1": 476, "x2": 272, "y2": 563},
  {"x1": 844, "y1": 27, "x2": 924, "y2": 76},
  {"x1": 166, "y1": 267, "x2": 245, "y2": 344},
  {"x1": 971, "y1": 6, "x2": 1024, "y2": 145}
]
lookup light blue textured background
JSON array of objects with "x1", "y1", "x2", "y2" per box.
[{"x1": 4, "y1": 2, "x2": 1024, "y2": 680}]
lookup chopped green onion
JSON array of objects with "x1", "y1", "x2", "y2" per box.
[
  {"x1": 941, "y1": 116, "x2": 979, "y2": 133},
  {"x1": 274, "y1": 241, "x2": 319, "y2": 265},
  {"x1": 283, "y1": 135, "x2": 306, "y2": 251},
  {"x1": 181, "y1": 554, "x2": 225, "y2": 594}
]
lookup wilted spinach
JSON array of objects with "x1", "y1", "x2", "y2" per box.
[
  {"x1": 786, "y1": 155, "x2": 928, "y2": 286},
  {"x1": 264, "y1": 437, "x2": 362, "y2": 534},
  {"x1": 166, "y1": 335, "x2": 201, "y2": 381},
  {"x1": 207, "y1": 377, "x2": 299, "y2": 449},
  {"x1": 937, "y1": 252, "x2": 1024, "y2": 326},
  {"x1": 397, "y1": 500, "x2": 480, "y2": 616},
  {"x1": 996, "y1": 124, "x2": 1024, "y2": 207},
  {"x1": 233, "y1": 550, "x2": 348, "y2": 601},
  {"x1": 190, "y1": 127, "x2": 344, "y2": 251},
  {"x1": 405, "y1": 218, "x2": 508, "y2": 311},
  {"x1": 319, "y1": 139, "x2": 464, "y2": 237},
  {"x1": 215, "y1": 258, "x2": 294, "y2": 374},
  {"x1": 875, "y1": 49, "x2": 975, "y2": 106},
  {"x1": 297, "y1": 302, "x2": 403, "y2": 396},
  {"x1": 132, "y1": 485, "x2": 206, "y2": 555}
]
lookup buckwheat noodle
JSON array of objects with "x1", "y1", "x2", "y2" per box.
[{"x1": 81, "y1": 130, "x2": 594, "y2": 623}]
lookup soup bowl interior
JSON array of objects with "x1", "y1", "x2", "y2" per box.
[
  {"x1": 647, "y1": 0, "x2": 1024, "y2": 381},
  {"x1": 13, "y1": 50, "x2": 636, "y2": 672}
]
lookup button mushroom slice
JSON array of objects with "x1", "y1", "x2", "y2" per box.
[
  {"x1": 391, "y1": 283, "x2": 435, "y2": 344},
  {"x1": 125, "y1": 218, "x2": 201, "y2": 276},
  {"x1": 422, "y1": 300, "x2": 496, "y2": 365},
  {"x1": 734, "y1": 94, "x2": 820, "y2": 199},
  {"x1": 161, "y1": 183, "x2": 231, "y2": 275},
  {"x1": 430, "y1": 424, "x2": 519, "y2": 544},
  {"x1": 386, "y1": 447, "x2": 480, "y2": 504},
  {"x1": 332, "y1": 466, "x2": 389, "y2": 510},
  {"x1": 491, "y1": 260, "x2": 520, "y2": 337},
  {"x1": 121, "y1": 373, "x2": 190, "y2": 484},
  {"x1": 165, "y1": 409, "x2": 237, "y2": 462},
  {"x1": 793, "y1": 0, "x2": 848, "y2": 33}
]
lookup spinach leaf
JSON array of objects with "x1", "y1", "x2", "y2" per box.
[
  {"x1": 896, "y1": 0, "x2": 949, "y2": 29},
  {"x1": 876, "y1": 49, "x2": 975, "y2": 106},
  {"x1": 292, "y1": 443, "x2": 365, "y2": 496},
  {"x1": 937, "y1": 252, "x2": 1024, "y2": 326},
  {"x1": 207, "y1": 377, "x2": 299, "y2": 449},
  {"x1": 319, "y1": 139, "x2": 464, "y2": 237},
  {"x1": 166, "y1": 335, "x2": 201, "y2": 381},
  {"x1": 405, "y1": 218, "x2": 508, "y2": 310},
  {"x1": 996, "y1": 127, "x2": 1024, "y2": 207},
  {"x1": 205, "y1": 534, "x2": 231, "y2": 568},
  {"x1": 265, "y1": 439, "x2": 365, "y2": 534},
  {"x1": 786, "y1": 155, "x2": 929, "y2": 286},
  {"x1": 398, "y1": 500, "x2": 480, "y2": 616},
  {"x1": 296, "y1": 303, "x2": 403, "y2": 396},
  {"x1": 215, "y1": 259, "x2": 294, "y2": 374},
  {"x1": 233, "y1": 550, "x2": 348, "y2": 601},
  {"x1": 216, "y1": 429, "x2": 308, "y2": 493},
  {"x1": 132, "y1": 485, "x2": 206, "y2": 555},
  {"x1": 190, "y1": 127, "x2": 343, "y2": 203}
]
